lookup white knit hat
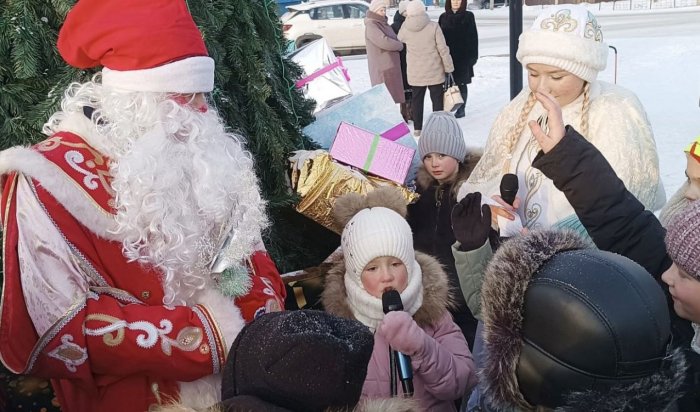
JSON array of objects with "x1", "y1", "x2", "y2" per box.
[
  {"x1": 369, "y1": 0, "x2": 388, "y2": 13},
  {"x1": 517, "y1": 5, "x2": 608, "y2": 83},
  {"x1": 341, "y1": 207, "x2": 423, "y2": 330},
  {"x1": 406, "y1": 0, "x2": 426, "y2": 17}
]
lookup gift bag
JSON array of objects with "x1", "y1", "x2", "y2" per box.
[{"x1": 443, "y1": 73, "x2": 463, "y2": 112}]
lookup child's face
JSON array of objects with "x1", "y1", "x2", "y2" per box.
[
  {"x1": 662, "y1": 263, "x2": 700, "y2": 323},
  {"x1": 361, "y1": 256, "x2": 409, "y2": 299},
  {"x1": 526, "y1": 63, "x2": 585, "y2": 107},
  {"x1": 423, "y1": 153, "x2": 459, "y2": 184},
  {"x1": 684, "y1": 153, "x2": 700, "y2": 201}
]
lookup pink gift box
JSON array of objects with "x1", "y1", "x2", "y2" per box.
[{"x1": 329, "y1": 122, "x2": 415, "y2": 184}]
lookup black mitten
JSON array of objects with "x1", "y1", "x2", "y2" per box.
[{"x1": 451, "y1": 192, "x2": 492, "y2": 251}]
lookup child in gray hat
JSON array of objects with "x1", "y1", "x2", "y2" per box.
[{"x1": 406, "y1": 111, "x2": 481, "y2": 349}]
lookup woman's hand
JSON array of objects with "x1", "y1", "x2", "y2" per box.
[
  {"x1": 529, "y1": 90, "x2": 566, "y2": 154},
  {"x1": 488, "y1": 194, "x2": 521, "y2": 226}
]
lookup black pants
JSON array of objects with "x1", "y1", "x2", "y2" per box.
[{"x1": 411, "y1": 83, "x2": 444, "y2": 131}]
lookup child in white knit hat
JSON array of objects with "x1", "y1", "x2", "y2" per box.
[
  {"x1": 322, "y1": 187, "x2": 476, "y2": 411},
  {"x1": 458, "y1": 4, "x2": 664, "y2": 237}
]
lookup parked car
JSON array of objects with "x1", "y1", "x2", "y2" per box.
[{"x1": 281, "y1": 0, "x2": 369, "y2": 52}]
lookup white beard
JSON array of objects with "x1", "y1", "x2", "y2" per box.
[
  {"x1": 46, "y1": 81, "x2": 268, "y2": 305},
  {"x1": 110, "y1": 102, "x2": 268, "y2": 305}
]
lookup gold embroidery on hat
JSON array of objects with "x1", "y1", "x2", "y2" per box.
[{"x1": 540, "y1": 9, "x2": 578, "y2": 32}]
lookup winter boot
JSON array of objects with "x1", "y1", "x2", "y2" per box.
[{"x1": 454, "y1": 89, "x2": 468, "y2": 118}]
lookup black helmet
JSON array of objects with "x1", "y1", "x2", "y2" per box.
[{"x1": 480, "y1": 230, "x2": 686, "y2": 411}]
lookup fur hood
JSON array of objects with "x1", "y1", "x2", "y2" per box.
[
  {"x1": 415, "y1": 149, "x2": 481, "y2": 196},
  {"x1": 322, "y1": 251, "x2": 454, "y2": 328},
  {"x1": 480, "y1": 230, "x2": 687, "y2": 411},
  {"x1": 151, "y1": 397, "x2": 420, "y2": 412}
]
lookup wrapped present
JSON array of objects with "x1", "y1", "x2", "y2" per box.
[
  {"x1": 330, "y1": 122, "x2": 415, "y2": 184},
  {"x1": 302, "y1": 84, "x2": 420, "y2": 184},
  {"x1": 288, "y1": 38, "x2": 352, "y2": 114},
  {"x1": 289, "y1": 151, "x2": 418, "y2": 233}
]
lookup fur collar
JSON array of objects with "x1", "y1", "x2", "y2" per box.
[
  {"x1": 480, "y1": 230, "x2": 686, "y2": 411},
  {"x1": 322, "y1": 251, "x2": 453, "y2": 328},
  {"x1": 480, "y1": 230, "x2": 589, "y2": 410},
  {"x1": 415, "y1": 149, "x2": 481, "y2": 197}
]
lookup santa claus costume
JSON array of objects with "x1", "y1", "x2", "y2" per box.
[{"x1": 0, "y1": 1, "x2": 285, "y2": 411}]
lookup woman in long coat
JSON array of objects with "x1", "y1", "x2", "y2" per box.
[
  {"x1": 365, "y1": 0, "x2": 404, "y2": 104},
  {"x1": 439, "y1": 0, "x2": 478, "y2": 118}
]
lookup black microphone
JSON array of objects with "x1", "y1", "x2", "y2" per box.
[
  {"x1": 500, "y1": 173, "x2": 519, "y2": 206},
  {"x1": 382, "y1": 289, "x2": 414, "y2": 397}
]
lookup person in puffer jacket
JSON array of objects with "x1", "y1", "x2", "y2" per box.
[
  {"x1": 322, "y1": 187, "x2": 477, "y2": 411},
  {"x1": 398, "y1": 0, "x2": 454, "y2": 136}
]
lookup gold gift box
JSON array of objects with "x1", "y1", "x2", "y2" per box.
[{"x1": 290, "y1": 152, "x2": 419, "y2": 233}]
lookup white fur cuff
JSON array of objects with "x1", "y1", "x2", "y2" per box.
[{"x1": 102, "y1": 56, "x2": 215, "y2": 93}]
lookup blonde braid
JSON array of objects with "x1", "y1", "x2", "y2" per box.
[
  {"x1": 501, "y1": 92, "x2": 538, "y2": 173},
  {"x1": 580, "y1": 82, "x2": 591, "y2": 138}
]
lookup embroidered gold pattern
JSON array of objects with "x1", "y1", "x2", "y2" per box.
[
  {"x1": 539, "y1": 9, "x2": 603, "y2": 42},
  {"x1": 84, "y1": 314, "x2": 204, "y2": 356},
  {"x1": 35, "y1": 135, "x2": 115, "y2": 199},
  {"x1": 540, "y1": 10, "x2": 578, "y2": 32},
  {"x1": 47, "y1": 334, "x2": 88, "y2": 372}
]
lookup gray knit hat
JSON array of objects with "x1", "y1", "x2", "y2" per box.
[
  {"x1": 418, "y1": 111, "x2": 467, "y2": 161},
  {"x1": 665, "y1": 199, "x2": 700, "y2": 280}
]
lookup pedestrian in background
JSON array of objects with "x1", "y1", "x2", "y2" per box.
[
  {"x1": 399, "y1": 0, "x2": 454, "y2": 137},
  {"x1": 365, "y1": 0, "x2": 405, "y2": 105},
  {"x1": 439, "y1": 0, "x2": 478, "y2": 118}
]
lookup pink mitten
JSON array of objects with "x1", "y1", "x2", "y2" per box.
[{"x1": 376, "y1": 311, "x2": 426, "y2": 356}]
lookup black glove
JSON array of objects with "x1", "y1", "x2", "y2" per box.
[
  {"x1": 444, "y1": 73, "x2": 453, "y2": 89},
  {"x1": 451, "y1": 192, "x2": 492, "y2": 251}
]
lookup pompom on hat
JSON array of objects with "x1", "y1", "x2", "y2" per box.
[
  {"x1": 517, "y1": 5, "x2": 608, "y2": 83},
  {"x1": 665, "y1": 199, "x2": 700, "y2": 280},
  {"x1": 58, "y1": 0, "x2": 214, "y2": 93}
]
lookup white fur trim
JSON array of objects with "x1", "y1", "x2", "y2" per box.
[
  {"x1": 102, "y1": 56, "x2": 215, "y2": 93},
  {"x1": 177, "y1": 287, "x2": 245, "y2": 408},
  {"x1": 193, "y1": 287, "x2": 244, "y2": 355},
  {"x1": 0, "y1": 146, "x2": 120, "y2": 240},
  {"x1": 517, "y1": 30, "x2": 608, "y2": 83},
  {"x1": 177, "y1": 373, "x2": 221, "y2": 409}
]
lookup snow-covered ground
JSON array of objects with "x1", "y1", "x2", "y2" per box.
[{"x1": 341, "y1": 5, "x2": 700, "y2": 200}]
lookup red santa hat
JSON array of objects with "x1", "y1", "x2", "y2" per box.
[{"x1": 58, "y1": 0, "x2": 214, "y2": 93}]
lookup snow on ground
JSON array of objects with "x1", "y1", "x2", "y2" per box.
[{"x1": 341, "y1": 5, "x2": 700, "y2": 199}]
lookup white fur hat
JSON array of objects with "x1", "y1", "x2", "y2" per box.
[
  {"x1": 406, "y1": 0, "x2": 426, "y2": 17},
  {"x1": 369, "y1": 0, "x2": 388, "y2": 13},
  {"x1": 517, "y1": 5, "x2": 608, "y2": 83}
]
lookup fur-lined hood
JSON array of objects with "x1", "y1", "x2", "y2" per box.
[
  {"x1": 322, "y1": 251, "x2": 454, "y2": 328},
  {"x1": 151, "y1": 397, "x2": 420, "y2": 412},
  {"x1": 415, "y1": 149, "x2": 481, "y2": 196},
  {"x1": 480, "y1": 230, "x2": 687, "y2": 411}
]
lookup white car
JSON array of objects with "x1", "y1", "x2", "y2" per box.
[{"x1": 281, "y1": 0, "x2": 369, "y2": 52}]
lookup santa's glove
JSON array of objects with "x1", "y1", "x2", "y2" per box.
[
  {"x1": 451, "y1": 192, "x2": 492, "y2": 251},
  {"x1": 376, "y1": 311, "x2": 426, "y2": 357}
]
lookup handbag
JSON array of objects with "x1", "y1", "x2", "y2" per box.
[{"x1": 443, "y1": 73, "x2": 463, "y2": 112}]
